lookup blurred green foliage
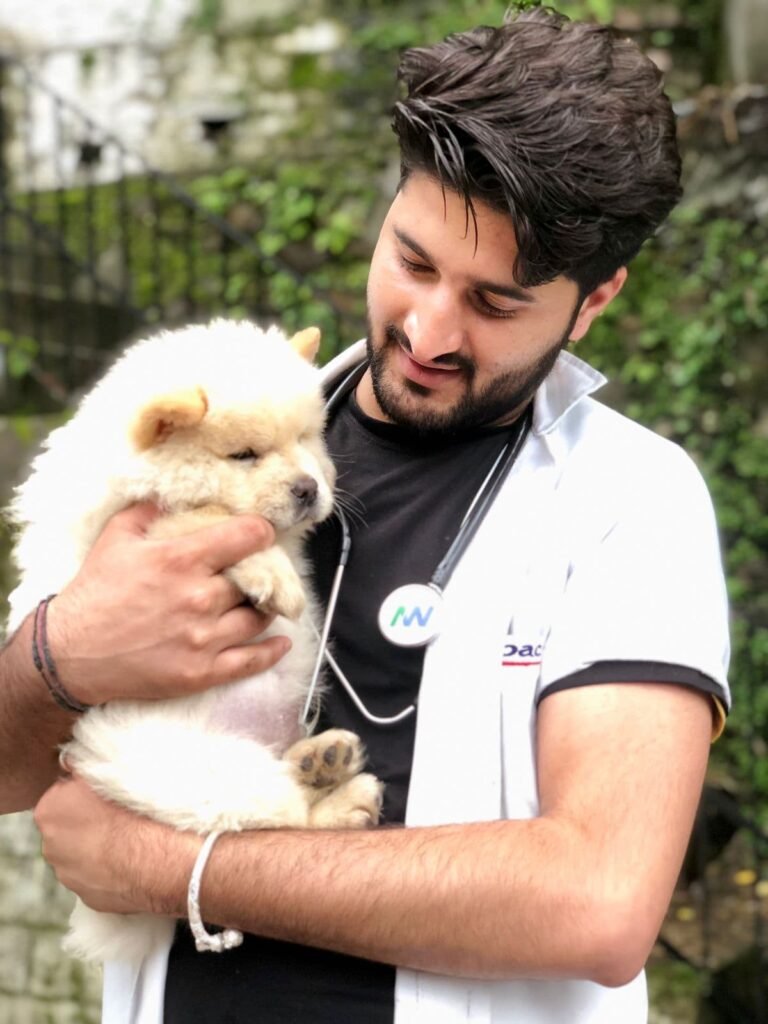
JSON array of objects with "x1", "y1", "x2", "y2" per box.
[
  {"x1": 187, "y1": 162, "x2": 375, "y2": 359},
  {"x1": 0, "y1": 329, "x2": 39, "y2": 379},
  {"x1": 584, "y1": 212, "x2": 768, "y2": 812}
]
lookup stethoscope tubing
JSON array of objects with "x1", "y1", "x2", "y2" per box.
[
  {"x1": 431, "y1": 404, "x2": 532, "y2": 590},
  {"x1": 302, "y1": 505, "x2": 420, "y2": 728},
  {"x1": 300, "y1": 358, "x2": 532, "y2": 730}
]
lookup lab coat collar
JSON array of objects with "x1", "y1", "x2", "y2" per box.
[{"x1": 532, "y1": 348, "x2": 606, "y2": 435}]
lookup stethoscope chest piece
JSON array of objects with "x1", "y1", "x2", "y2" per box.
[{"x1": 378, "y1": 583, "x2": 444, "y2": 648}]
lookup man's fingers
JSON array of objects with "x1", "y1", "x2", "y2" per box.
[
  {"x1": 215, "y1": 605, "x2": 276, "y2": 645},
  {"x1": 174, "y1": 516, "x2": 276, "y2": 574},
  {"x1": 99, "y1": 502, "x2": 162, "y2": 539},
  {"x1": 205, "y1": 574, "x2": 254, "y2": 615},
  {"x1": 188, "y1": 577, "x2": 276, "y2": 628},
  {"x1": 95, "y1": 508, "x2": 275, "y2": 578},
  {"x1": 212, "y1": 635, "x2": 292, "y2": 685}
]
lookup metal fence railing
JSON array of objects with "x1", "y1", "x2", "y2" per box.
[{"x1": 0, "y1": 52, "x2": 346, "y2": 412}]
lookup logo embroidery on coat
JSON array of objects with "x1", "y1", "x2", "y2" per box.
[
  {"x1": 502, "y1": 616, "x2": 544, "y2": 667},
  {"x1": 501, "y1": 642, "x2": 544, "y2": 667}
]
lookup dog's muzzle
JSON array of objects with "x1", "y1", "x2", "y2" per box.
[{"x1": 291, "y1": 475, "x2": 318, "y2": 509}]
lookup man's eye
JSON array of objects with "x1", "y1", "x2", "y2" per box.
[
  {"x1": 475, "y1": 293, "x2": 518, "y2": 319},
  {"x1": 399, "y1": 255, "x2": 432, "y2": 275},
  {"x1": 228, "y1": 449, "x2": 258, "y2": 461}
]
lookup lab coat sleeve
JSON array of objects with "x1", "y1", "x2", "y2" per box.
[{"x1": 536, "y1": 442, "x2": 731, "y2": 711}]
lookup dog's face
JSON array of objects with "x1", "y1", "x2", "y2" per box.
[{"x1": 129, "y1": 326, "x2": 336, "y2": 533}]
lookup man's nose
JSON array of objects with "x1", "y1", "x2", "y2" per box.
[{"x1": 403, "y1": 289, "x2": 465, "y2": 363}]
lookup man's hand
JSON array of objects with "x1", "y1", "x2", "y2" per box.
[
  {"x1": 34, "y1": 773, "x2": 196, "y2": 916},
  {"x1": 46, "y1": 503, "x2": 291, "y2": 705},
  {"x1": 0, "y1": 502, "x2": 292, "y2": 811}
]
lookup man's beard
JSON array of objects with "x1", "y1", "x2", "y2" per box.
[{"x1": 365, "y1": 313, "x2": 578, "y2": 438}]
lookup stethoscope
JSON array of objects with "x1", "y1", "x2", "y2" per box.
[{"x1": 300, "y1": 359, "x2": 533, "y2": 730}]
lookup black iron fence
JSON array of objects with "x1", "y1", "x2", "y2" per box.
[{"x1": 0, "y1": 53, "x2": 346, "y2": 412}]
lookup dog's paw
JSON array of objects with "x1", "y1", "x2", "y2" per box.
[
  {"x1": 228, "y1": 552, "x2": 306, "y2": 620},
  {"x1": 308, "y1": 773, "x2": 384, "y2": 829},
  {"x1": 284, "y1": 729, "x2": 365, "y2": 789},
  {"x1": 265, "y1": 570, "x2": 306, "y2": 620}
]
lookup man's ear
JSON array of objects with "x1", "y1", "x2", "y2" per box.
[
  {"x1": 568, "y1": 268, "x2": 628, "y2": 343},
  {"x1": 289, "y1": 326, "x2": 321, "y2": 363},
  {"x1": 131, "y1": 387, "x2": 208, "y2": 451}
]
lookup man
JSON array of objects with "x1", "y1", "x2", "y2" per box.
[{"x1": 1, "y1": 8, "x2": 729, "y2": 1023}]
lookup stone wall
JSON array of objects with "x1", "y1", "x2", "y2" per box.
[
  {"x1": 0, "y1": 813, "x2": 100, "y2": 1023},
  {"x1": 726, "y1": 0, "x2": 768, "y2": 83},
  {"x1": 0, "y1": 414, "x2": 93, "y2": 1022},
  {"x1": 1, "y1": 0, "x2": 354, "y2": 190}
]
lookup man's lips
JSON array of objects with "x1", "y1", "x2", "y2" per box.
[{"x1": 394, "y1": 346, "x2": 462, "y2": 388}]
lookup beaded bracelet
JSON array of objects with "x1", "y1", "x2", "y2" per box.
[{"x1": 32, "y1": 595, "x2": 91, "y2": 714}]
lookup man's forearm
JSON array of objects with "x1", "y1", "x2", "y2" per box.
[
  {"x1": 149, "y1": 683, "x2": 710, "y2": 991},
  {"x1": 0, "y1": 615, "x2": 75, "y2": 812},
  {"x1": 166, "y1": 819, "x2": 638, "y2": 987},
  {"x1": 34, "y1": 685, "x2": 709, "y2": 989},
  {"x1": 34, "y1": 777, "x2": 636, "y2": 985}
]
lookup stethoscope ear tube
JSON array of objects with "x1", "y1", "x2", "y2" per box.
[
  {"x1": 431, "y1": 403, "x2": 533, "y2": 590},
  {"x1": 324, "y1": 360, "x2": 370, "y2": 418}
]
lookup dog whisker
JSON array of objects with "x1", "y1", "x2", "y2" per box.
[
  {"x1": 326, "y1": 449, "x2": 356, "y2": 464},
  {"x1": 333, "y1": 490, "x2": 367, "y2": 529}
]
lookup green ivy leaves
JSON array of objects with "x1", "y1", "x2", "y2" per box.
[{"x1": 585, "y1": 210, "x2": 768, "y2": 812}]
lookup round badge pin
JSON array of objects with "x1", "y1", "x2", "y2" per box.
[{"x1": 378, "y1": 583, "x2": 444, "y2": 647}]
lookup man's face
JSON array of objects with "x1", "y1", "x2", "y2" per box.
[{"x1": 358, "y1": 173, "x2": 608, "y2": 435}]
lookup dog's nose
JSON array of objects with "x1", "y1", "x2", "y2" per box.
[{"x1": 291, "y1": 476, "x2": 318, "y2": 507}]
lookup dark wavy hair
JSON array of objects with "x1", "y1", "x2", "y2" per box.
[{"x1": 392, "y1": 6, "x2": 683, "y2": 294}]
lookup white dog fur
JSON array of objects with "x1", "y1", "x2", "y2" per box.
[{"x1": 6, "y1": 319, "x2": 382, "y2": 964}]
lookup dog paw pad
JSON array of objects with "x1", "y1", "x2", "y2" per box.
[{"x1": 284, "y1": 729, "x2": 365, "y2": 789}]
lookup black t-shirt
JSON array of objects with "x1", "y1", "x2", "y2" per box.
[{"x1": 164, "y1": 391, "x2": 523, "y2": 1024}]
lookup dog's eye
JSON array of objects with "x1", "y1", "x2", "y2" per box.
[{"x1": 228, "y1": 449, "x2": 259, "y2": 461}]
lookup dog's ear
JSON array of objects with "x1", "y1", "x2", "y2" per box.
[
  {"x1": 289, "y1": 326, "x2": 321, "y2": 363},
  {"x1": 131, "y1": 387, "x2": 208, "y2": 451}
]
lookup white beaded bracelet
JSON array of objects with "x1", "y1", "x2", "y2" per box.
[{"x1": 187, "y1": 831, "x2": 244, "y2": 953}]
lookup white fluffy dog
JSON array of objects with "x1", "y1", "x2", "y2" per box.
[{"x1": 6, "y1": 320, "x2": 382, "y2": 964}]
